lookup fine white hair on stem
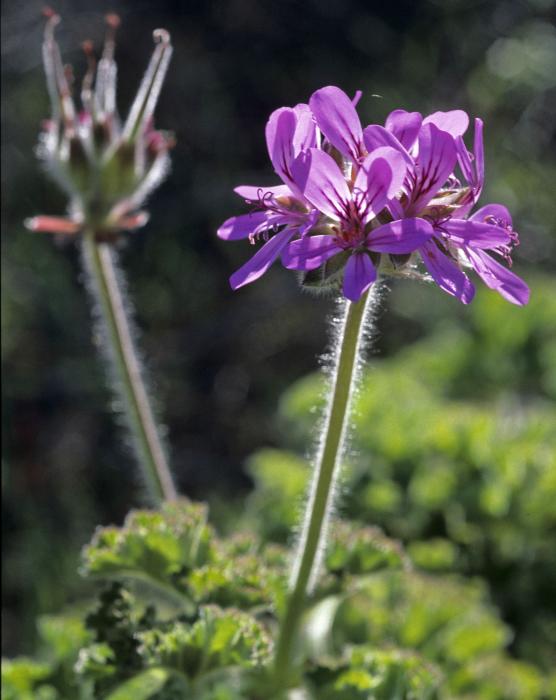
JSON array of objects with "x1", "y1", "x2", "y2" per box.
[
  {"x1": 80, "y1": 237, "x2": 176, "y2": 503},
  {"x1": 290, "y1": 281, "x2": 384, "y2": 591}
]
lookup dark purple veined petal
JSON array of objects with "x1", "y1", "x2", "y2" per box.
[
  {"x1": 470, "y1": 203, "x2": 512, "y2": 228},
  {"x1": 465, "y1": 248, "x2": 530, "y2": 305},
  {"x1": 265, "y1": 107, "x2": 297, "y2": 183},
  {"x1": 217, "y1": 211, "x2": 276, "y2": 240},
  {"x1": 363, "y1": 125, "x2": 413, "y2": 165},
  {"x1": 283, "y1": 234, "x2": 343, "y2": 270},
  {"x1": 309, "y1": 85, "x2": 363, "y2": 161},
  {"x1": 229, "y1": 228, "x2": 295, "y2": 289},
  {"x1": 442, "y1": 218, "x2": 511, "y2": 248},
  {"x1": 292, "y1": 148, "x2": 351, "y2": 221},
  {"x1": 366, "y1": 217, "x2": 434, "y2": 253},
  {"x1": 422, "y1": 110, "x2": 469, "y2": 138},
  {"x1": 420, "y1": 240, "x2": 475, "y2": 304},
  {"x1": 409, "y1": 124, "x2": 457, "y2": 214},
  {"x1": 234, "y1": 184, "x2": 292, "y2": 202},
  {"x1": 385, "y1": 109, "x2": 422, "y2": 150},
  {"x1": 354, "y1": 148, "x2": 407, "y2": 222},
  {"x1": 343, "y1": 251, "x2": 377, "y2": 301}
]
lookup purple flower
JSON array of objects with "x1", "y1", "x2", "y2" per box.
[
  {"x1": 217, "y1": 104, "x2": 318, "y2": 289},
  {"x1": 284, "y1": 147, "x2": 433, "y2": 301},
  {"x1": 218, "y1": 85, "x2": 529, "y2": 306},
  {"x1": 419, "y1": 121, "x2": 528, "y2": 306},
  {"x1": 367, "y1": 108, "x2": 529, "y2": 306}
]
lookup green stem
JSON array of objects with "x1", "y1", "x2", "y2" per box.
[
  {"x1": 82, "y1": 231, "x2": 177, "y2": 504},
  {"x1": 273, "y1": 289, "x2": 374, "y2": 683}
]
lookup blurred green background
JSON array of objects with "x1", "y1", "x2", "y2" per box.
[{"x1": 2, "y1": 0, "x2": 555, "y2": 676}]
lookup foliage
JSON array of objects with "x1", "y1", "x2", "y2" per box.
[
  {"x1": 4, "y1": 499, "x2": 554, "y2": 699},
  {"x1": 1, "y1": 614, "x2": 93, "y2": 699}
]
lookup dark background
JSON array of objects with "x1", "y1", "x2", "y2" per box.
[{"x1": 2, "y1": 0, "x2": 555, "y2": 656}]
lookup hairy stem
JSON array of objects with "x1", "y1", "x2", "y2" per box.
[
  {"x1": 273, "y1": 288, "x2": 376, "y2": 683},
  {"x1": 82, "y1": 231, "x2": 177, "y2": 504}
]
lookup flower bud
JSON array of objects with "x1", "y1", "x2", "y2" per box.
[{"x1": 27, "y1": 12, "x2": 173, "y2": 242}]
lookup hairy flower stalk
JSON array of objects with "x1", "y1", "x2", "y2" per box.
[
  {"x1": 274, "y1": 288, "x2": 376, "y2": 683},
  {"x1": 82, "y1": 232, "x2": 176, "y2": 502},
  {"x1": 26, "y1": 11, "x2": 176, "y2": 503}
]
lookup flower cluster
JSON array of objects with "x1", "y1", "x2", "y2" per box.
[
  {"x1": 218, "y1": 86, "x2": 529, "y2": 305},
  {"x1": 25, "y1": 10, "x2": 174, "y2": 241}
]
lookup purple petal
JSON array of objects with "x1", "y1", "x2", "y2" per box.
[
  {"x1": 218, "y1": 211, "x2": 273, "y2": 240},
  {"x1": 229, "y1": 228, "x2": 294, "y2": 289},
  {"x1": 354, "y1": 148, "x2": 407, "y2": 221},
  {"x1": 409, "y1": 124, "x2": 457, "y2": 214},
  {"x1": 363, "y1": 125, "x2": 413, "y2": 164},
  {"x1": 422, "y1": 110, "x2": 469, "y2": 138},
  {"x1": 234, "y1": 184, "x2": 292, "y2": 202},
  {"x1": 292, "y1": 148, "x2": 351, "y2": 221},
  {"x1": 456, "y1": 117, "x2": 484, "y2": 198},
  {"x1": 343, "y1": 252, "x2": 377, "y2": 301},
  {"x1": 470, "y1": 203, "x2": 512, "y2": 228},
  {"x1": 265, "y1": 107, "x2": 297, "y2": 183},
  {"x1": 283, "y1": 234, "x2": 343, "y2": 271},
  {"x1": 420, "y1": 240, "x2": 475, "y2": 304},
  {"x1": 465, "y1": 248, "x2": 530, "y2": 305},
  {"x1": 387, "y1": 198, "x2": 405, "y2": 220},
  {"x1": 366, "y1": 147, "x2": 407, "y2": 198},
  {"x1": 456, "y1": 136, "x2": 474, "y2": 185},
  {"x1": 309, "y1": 86, "x2": 363, "y2": 161},
  {"x1": 443, "y1": 218, "x2": 511, "y2": 248},
  {"x1": 474, "y1": 118, "x2": 484, "y2": 189},
  {"x1": 385, "y1": 109, "x2": 422, "y2": 150},
  {"x1": 367, "y1": 218, "x2": 434, "y2": 253},
  {"x1": 292, "y1": 103, "x2": 317, "y2": 153}
]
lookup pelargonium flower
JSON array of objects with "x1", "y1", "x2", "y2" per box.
[
  {"x1": 217, "y1": 104, "x2": 319, "y2": 289},
  {"x1": 283, "y1": 147, "x2": 433, "y2": 300},
  {"x1": 218, "y1": 85, "x2": 529, "y2": 306},
  {"x1": 25, "y1": 10, "x2": 174, "y2": 241},
  {"x1": 366, "y1": 108, "x2": 529, "y2": 305}
]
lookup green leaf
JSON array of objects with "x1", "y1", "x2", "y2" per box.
[
  {"x1": 137, "y1": 605, "x2": 273, "y2": 679},
  {"x1": 37, "y1": 614, "x2": 90, "y2": 661},
  {"x1": 81, "y1": 500, "x2": 214, "y2": 599},
  {"x1": 325, "y1": 522, "x2": 409, "y2": 577},
  {"x1": 1, "y1": 658, "x2": 52, "y2": 693},
  {"x1": 105, "y1": 668, "x2": 174, "y2": 700}
]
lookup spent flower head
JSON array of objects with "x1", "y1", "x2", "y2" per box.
[
  {"x1": 218, "y1": 85, "x2": 529, "y2": 305},
  {"x1": 25, "y1": 9, "x2": 174, "y2": 241}
]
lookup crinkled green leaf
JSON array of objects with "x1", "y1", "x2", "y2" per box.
[
  {"x1": 305, "y1": 645, "x2": 441, "y2": 699},
  {"x1": 81, "y1": 501, "x2": 214, "y2": 599},
  {"x1": 325, "y1": 522, "x2": 409, "y2": 577},
  {"x1": 137, "y1": 605, "x2": 272, "y2": 678}
]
